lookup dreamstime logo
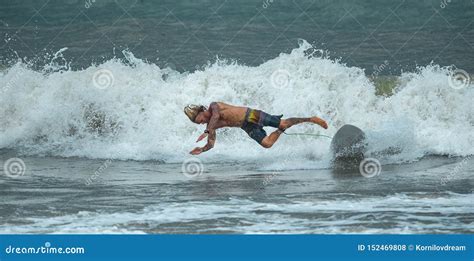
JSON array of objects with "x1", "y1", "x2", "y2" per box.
[
  {"x1": 1, "y1": 69, "x2": 22, "y2": 94},
  {"x1": 258, "y1": 151, "x2": 297, "y2": 193},
  {"x1": 270, "y1": 69, "x2": 291, "y2": 89},
  {"x1": 448, "y1": 69, "x2": 471, "y2": 90},
  {"x1": 440, "y1": 155, "x2": 472, "y2": 186},
  {"x1": 262, "y1": 172, "x2": 277, "y2": 188},
  {"x1": 440, "y1": 0, "x2": 451, "y2": 8},
  {"x1": 92, "y1": 69, "x2": 114, "y2": 89},
  {"x1": 3, "y1": 157, "x2": 26, "y2": 178},
  {"x1": 359, "y1": 158, "x2": 381, "y2": 178},
  {"x1": 262, "y1": 0, "x2": 274, "y2": 8},
  {"x1": 84, "y1": 0, "x2": 96, "y2": 8},
  {"x1": 85, "y1": 159, "x2": 113, "y2": 186},
  {"x1": 371, "y1": 60, "x2": 389, "y2": 77},
  {"x1": 181, "y1": 158, "x2": 204, "y2": 178}
]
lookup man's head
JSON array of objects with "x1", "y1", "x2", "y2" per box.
[{"x1": 184, "y1": 104, "x2": 207, "y2": 124}]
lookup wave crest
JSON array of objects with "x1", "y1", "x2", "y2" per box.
[{"x1": 1, "y1": 40, "x2": 472, "y2": 164}]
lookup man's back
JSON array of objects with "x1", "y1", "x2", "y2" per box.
[{"x1": 213, "y1": 102, "x2": 248, "y2": 128}]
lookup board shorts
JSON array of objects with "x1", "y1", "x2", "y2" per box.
[{"x1": 241, "y1": 108, "x2": 283, "y2": 144}]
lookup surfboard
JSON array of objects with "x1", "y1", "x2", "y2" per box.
[{"x1": 331, "y1": 124, "x2": 367, "y2": 170}]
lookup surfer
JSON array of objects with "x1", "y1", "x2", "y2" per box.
[{"x1": 184, "y1": 102, "x2": 328, "y2": 155}]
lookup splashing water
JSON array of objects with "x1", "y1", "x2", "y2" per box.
[{"x1": 1, "y1": 40, "x2": 473, "y2": 167}]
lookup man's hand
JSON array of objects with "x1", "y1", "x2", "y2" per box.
[
  {"x1": 190, "y1": 147, "x2": 203, "y2": 155},
  {"x1": 196, "y1": 132, "x2": 208, "y2": 143}
]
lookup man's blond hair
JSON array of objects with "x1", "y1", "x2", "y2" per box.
[{"x1": 184, "y1": 104, "x2": 206, "y2": 122}]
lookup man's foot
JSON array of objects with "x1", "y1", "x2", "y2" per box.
[{"x1": 311, "y1": 117, "x2": 328, "y2": 129}]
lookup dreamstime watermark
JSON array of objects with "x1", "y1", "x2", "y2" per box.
[
  {"x1": 359, "y1": 158, "x2": 381, "y2": 178},
  {"x1": 440, "y1": 0, "x2": 451, "y2": 8},
  {"x1": 85, "y1": 159, "x2": 113, "y2": 185},
  {"x1": 270, "y1": 69, "x2": 291, "y2": 89},
  {"x1": 256, "y1": 172, "x2": 279, "y2": 197},
  {"x1": 92, "y1": 69, "x2": 114, "y2": 89},
  {"x1": 3, "y1": 158, "x2": 26, "y2": 178},
  {"x1": 262, "y1": 0, "x2": 274, "y2": 8},
  {"x1": 181, "y1": 157, "x2": 204, "y2": 178},
  {"x1": 448, "y1": 69, "x2": 471, "y2": 90},
  {"x1": 371, "y1": 60, "x2": 389, "y2": 77},
  {"x1": 440, "y1": 155, "x2": 472, "y2": 186},
  {"x1": 84, "y1": 0, "x2": 96, "y2": 8},
  {"x1": 5, "y1": 241, "x2": 85, "y2": 255},
  {"x1": 1, "y1": 69, "x2": 22, "y2": 94},
  {"x1": 262, "y1": 173, "x2": 277, "y2": 186},
  {"x1": 258, "y1": 151, "x2": 297, "y2": 192}
]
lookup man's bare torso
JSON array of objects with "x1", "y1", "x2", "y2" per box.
[{"x1": 212, "y1": 102, "x2": 248, "y2": 128}]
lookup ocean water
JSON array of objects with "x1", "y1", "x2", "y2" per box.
[
  {"x1": 1, "y1": 0, "x2": 473, "y2": 72},
  {"x1": 0, "y1": 1, "x2": 473, "y2": 234},
  {"x1": 0, "y1": 155, "x2": 473, "y2": 234}
]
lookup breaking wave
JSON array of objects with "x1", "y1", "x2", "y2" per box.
[{"x1": 1, "y1": 40, "x2": 473, "y2": 167}]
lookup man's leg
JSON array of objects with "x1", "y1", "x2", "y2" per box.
[
  {"x1": 279, "y1": 117, "x2": 328, "y2": 131},
  {"x1": 260, "y1": 129, "x2": 284, "y2": 148},
  {"x1": 260, "y1": 116, "x2": 328, "y2": 148}
]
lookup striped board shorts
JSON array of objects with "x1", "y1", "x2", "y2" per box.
[{"x1": 241, "y1": 108, "x2": 283, "y2": 144}]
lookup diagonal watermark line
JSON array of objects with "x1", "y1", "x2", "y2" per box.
[
  {"x1": 392, "y1": 11, "x2": 437, "y2": 57},
  {"x1": 331, "y1": 7, "x2": 353, "y2": 29},
  {"x1": 257, "y1": 9, "x2": 299, "y2": 48},
  {"x1": 190, "y1": 0, "x2": 228, "y2": 35},
  {"x1": 113, "y1": 0, "x2": 143, "y2": 30},
  {"x1": 130, "y1": 35, "x2": 149, "y2": 52},
  {"x1": 68, "y1": 35, "x2": 103, "y2": 69},
  {"x1": 192, "y1": 35, "x2": 214, "y2": 56},
  {"x1": 371, "y1": 36, "x2": 397, "y2": 60},
  {"x1": 218, "y1": 12, "x2": 260, "y2": 53},
  {"x1": 389, "y1": 8, "x2": 404, "y2": 24},
  {"x1": 151, "y1": 1, "x2": 230, "y2": 66},
  {"x1": 42, "y1": 11, "x2": 83, "y2": 51},
  {"x1": 43, "y1": 0, "x2": 142, "y2": 65},
  {"x1": 341, "y1": 1, "x2": 408, "y2": 61},
  {"x1": 80, "y1": 8, "x2": 138, "y2": 52},
  {"x1": 258, "y1": 11, "x2": 277, "y2": 29},
  {"x1": 11, "y1": 34, "x2": 36, "y2": 56},
  {"x1": 346, "y1": 9, "x2": 367, "y2": 30},
  {"x1": 250, "y1": 8, "x2": 310, "y2": 65},
  {"x1": 432, "y1": 7, "x2": 455, "y2": 29},
  {"x1": 157, "y1": 9, "x2": 175, "y2": 25},
  {"x1": 388, "y1": 0, "x2": 407, "y2": 24},
  {"x1": 163, "y1": 7, "x2": 189, "y2": 30},
  {"x1": 292, "y1": 1, "x2": 321, "y2": 30},
  {"x1": 430, "y1": 34, "x2": 460, "y2": 62},
  {"x1": 0, "y1": 0, "x2": 52, "y2": 50},
  {"x1": 457, "y1": 33, "x2": 474, "y2": 50},
  {"x1": 31, "y1": 7, "x2": 50, "y2": 25}
]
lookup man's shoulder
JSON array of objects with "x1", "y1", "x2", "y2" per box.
[{"x1": 213, "y1": 101, "x2": 230, "y2": 108}]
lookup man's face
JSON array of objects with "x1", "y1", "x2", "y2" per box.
[{"x1": 194, "y1": 112, "x2": 207, "y2": 124}]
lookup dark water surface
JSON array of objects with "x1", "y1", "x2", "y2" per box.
[
  {"x1": 0, "y1": 155, "x2": 472, "y2": 233},
  {"x1": 1, "y1": 0, "x2": 473, "y2": 73}
]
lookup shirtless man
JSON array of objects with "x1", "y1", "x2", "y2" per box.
[{"x1": 184, "y1": 102, "x2": 328, "y2": 155}]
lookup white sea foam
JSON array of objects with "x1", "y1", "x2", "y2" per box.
[
  {"x1": 1, "y1": 40, "x2": 473, "y2": 166},
  {"x1": 1, "y1": 192, "x2": 471, "y2": 234}
]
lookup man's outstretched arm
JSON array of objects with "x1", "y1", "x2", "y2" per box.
[
  {"x1": 201, "y1": 102, "x2": 219, "y2": 152},
  {"x1": 190, "y1": 102, "x2": 220, "y2": 155}
]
